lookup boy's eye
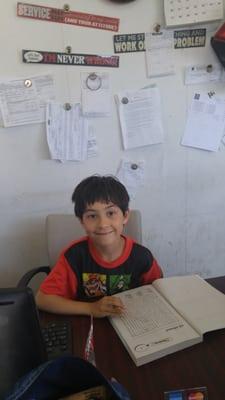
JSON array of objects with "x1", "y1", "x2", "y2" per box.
[
  {"x1": 107, "y1": 210, "x2": 117, "y2": 217},
  {"x1": 86, "y1": 214, "x2": 97, "y2": 219}
]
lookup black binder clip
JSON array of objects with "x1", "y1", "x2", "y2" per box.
[
  {"x1": 63, "y1": 4, "x2": 70, "y2": 11},
  {"x1": 121, "y1": 97, "x2": 129, "y2": 104},
  {"x1": 66, "y1": 46, "x2": 72, "y2": 54},
  {"x1": 64, "y1": 103, "x2": 71, "y2": 110},
  {"x1": 206, "y1": 64, "x2": 213, "y2": 73},
  {"x1": 131, "y1": 163, "x2": 138, "y2": 170},
  {"x1": 153, "y1": 23, "x2": 161, "y2": 33},
  {"x1": 208, "y1": 91, "x2": 215, "y2": 98}
]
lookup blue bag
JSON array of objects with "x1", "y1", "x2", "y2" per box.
[{"x1": 5, "y1": 355, "x2": 131, "y2": 400}]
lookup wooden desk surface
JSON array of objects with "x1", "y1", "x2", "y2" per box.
[{"x1": 41, "y1": 276, "x2": 225, "y2": 400}]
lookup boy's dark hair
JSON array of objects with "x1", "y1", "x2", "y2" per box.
[{"x1": 72, "y1": 175, "x2": 130, "y2": 218}]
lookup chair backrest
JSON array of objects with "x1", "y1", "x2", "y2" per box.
[
  {"x1": 0, "y1": 287, "x2": 47, "y2": 398},
  {"x1": 46, "y1": 210, "x2": 142, "y2": 267}
]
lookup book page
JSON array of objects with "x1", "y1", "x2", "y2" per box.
[
  {"x1": 153, "y1": 275, "x2": 225, "y2": 334},
  {"x1": 119, "y1": 285, "x2": 182, "y2": 336},
  {"x1": 110, "y1": 285, "x2": 201, "y2": 366}
]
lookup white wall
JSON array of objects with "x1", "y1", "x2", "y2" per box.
[{"x1": 1, "y1": 0, "x2": 225, "y2": 287}]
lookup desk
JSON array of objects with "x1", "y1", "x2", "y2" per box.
[{"x1": 41, "y1": 276, "x2": 225, "y2": 400}]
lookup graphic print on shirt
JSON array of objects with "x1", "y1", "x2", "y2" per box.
[
  {"x1": 109, "y1": 274, "x2": 131, "y2": 294},
  {"x1": 83, "y1": 273, "x2": 107, "y2": 297}
]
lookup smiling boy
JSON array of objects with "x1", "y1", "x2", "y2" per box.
[{"x1": 36, "y1": 175, "x2": 162, "y2": 318}]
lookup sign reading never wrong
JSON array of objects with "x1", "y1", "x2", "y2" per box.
[
  {"x1": 22, "y1": 50, "x2": 119, "y2": 67},
  {"x1": 17, "y1": 2, "x2": 120, "y2": 32}
]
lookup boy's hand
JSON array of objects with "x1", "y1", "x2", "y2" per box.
[{"x1": 89, "y1": 296, "x2": 125, "y2": 318}]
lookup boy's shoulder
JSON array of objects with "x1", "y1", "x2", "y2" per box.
[
  {"x1": 61, "y1": 236, "x2": 89, "y2": 255},
  {"x1": 126, "y1": 236, "x2": 154, "y2": 259}
]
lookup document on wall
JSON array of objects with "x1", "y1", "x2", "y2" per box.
[
  {"x1": 81, "y1": 72, "x2": 111, "y2": 117},
  {"x1": 115, "y1": 86, "x2": 164, "y2": 150},
  {"x1": 110, "y1": 275, "x2": 225, "y2": 366},
  {"x1": 87, "y1": 126, "x2": 98, "y2": 158},
  {"x1": 184, "y1": 64, "x2": 222, "y2": 85},
  {"x1": 181, "y1": 92, "x2": 225, "y2": 152},
  {"x1": 116, "y1": 160, "x2": 146, "y2": 199},
  {"x1": 145, "y1": 30, "x2": 175, "y2": 78},
  {"x1": 31, "y1": 74, "x2": 55, "y2": 121},
  {"x1": 0, "y1": 109, "x2": 4, "y2": 127},
  {"x1": 0, "y1": 78, "x2": 42, "y2": 127},
  {"x1": 46, "y1": 102, "x2": 89, "y2": 162},
  {"x1": 0, "y1": 74, "x2": 55, "y2": 127},
  {"x1": 164, "y1": 0, "x2": 223, "y2": 27}
]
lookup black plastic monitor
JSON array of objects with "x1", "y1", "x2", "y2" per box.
[{"x1": 0, "y1": 287, "x2": 47, "y2": 398}]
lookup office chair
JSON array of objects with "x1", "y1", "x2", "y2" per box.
[
  {"x1": 0, "y1": 287, "x2": 47, "y2": 399},
  {"x1": 17, "y1": 210, "x2": 142, "y2": 288}
]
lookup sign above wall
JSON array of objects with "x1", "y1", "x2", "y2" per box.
[
  {"x1": 174, "y1": 28, "x2": 206, "y2": 49},
  {"x1": 22, "y1": 50, "x2": 119, "y2": 67},
  {"x1": 114, "y1": 33, "x2": 145, "y2": 53},
  {"x1": 17, "y1": 2, "x2": 120, "y2": 32}
]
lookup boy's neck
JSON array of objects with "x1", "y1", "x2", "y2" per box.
[{"x1": 91, "y1": 236, "x2": 125, "y2": 263}]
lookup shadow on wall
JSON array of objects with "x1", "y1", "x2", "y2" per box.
[{"x1": 0, "y1": 216, "x2": 48, "y2": 289}]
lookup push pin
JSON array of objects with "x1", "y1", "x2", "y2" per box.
[
  {"x1": 66, "y1": 46, "x2": 72, "y2": 54},
  {"x1": 153, "y1": 23, "x2": 161, "y2": 33},
  {"x1": 131, "y1": 163, "x2": 138, "y2": 170},
  {"x1": 63, "y1": 4, "x2": 70, "y2": 11},
  {"x1": 121, "y1": 97, "x2": 129, "y2": 104},
  {"x1": 208, "y1": 91, "x2": 215, "y2": 98},
  {"x1": 64, "y1": 102, "x2": 71, "y2": 111},
  {"x1": 206, "y1": 64, "x2": 213, "y2": 73},
  {"x1": 24, "y1": 79, "x2": 32, "y2": 88},
  {"x1": 89, "y1": 73, "x2": 98, "y2": 80}
]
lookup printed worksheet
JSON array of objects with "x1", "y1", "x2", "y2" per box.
[
  {"x1": 87, "y1": 126, "x2": 98, "y2": 158},
  {"x1": 46, "y1": 102, "x2": 89, "y2": 162},
  {"x1": 0, "y1": 79, "x2": 41, "y2": 127},
  {"x1": 0, "y1": 74, "x2": 55, "y2": 127},
  {"x1": 119, "y1": 286, "x2": 182, "y2": 337},
  {"x1": 115, "y1": 86, "x2": 164, "y2": 150},
  {"x1": 31, "y1": 74, "x2": 55, "y2": 121},
  {"x1": 184, "y1": 64, "x2": 222, "y2": 85},
  {"x1": 181, "y1": 92, "x2": 225, "y2": 151},
  {"x1": 145, "y1": 30, "x2": 175, "y2": 78},
  {"x1": 116, "y1": 159, "x2": 146, "y2": 199}
]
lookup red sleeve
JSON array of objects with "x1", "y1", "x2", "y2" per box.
[
  {"x1": 141, "y1": 258, "x2": 163, "y2": 284},
  {"x1": 39, "y1": 254, "x2": 78, "y2": 299}
]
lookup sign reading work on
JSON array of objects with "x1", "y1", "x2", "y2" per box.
[
  {"x1": 17, "y1": 2, "x2": 120, "y2": 32},
  {"x1": 114, "y1": 33, "x2": 145, "y2": 53},
  {"x1": 22, "y1": 50, "x2": 119, "y2": 67},
  {"x1": 174, "y1": 28, "x2": 206, "y2": 49}
]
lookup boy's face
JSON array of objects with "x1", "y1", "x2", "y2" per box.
[{"x1": 80, "y1": 201, "x2": 129, "y2": 248}]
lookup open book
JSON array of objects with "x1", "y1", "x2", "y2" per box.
[{"x1": 109, "y1": 275, "x2": 225, "y2": 366}]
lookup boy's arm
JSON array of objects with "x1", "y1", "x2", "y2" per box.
[
  {"x1": 141, "y1": 258, "x2": 163, "y2": 284},
  {"x1": 35, "y1": 290, "x2": 124, "y2": 318}
]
